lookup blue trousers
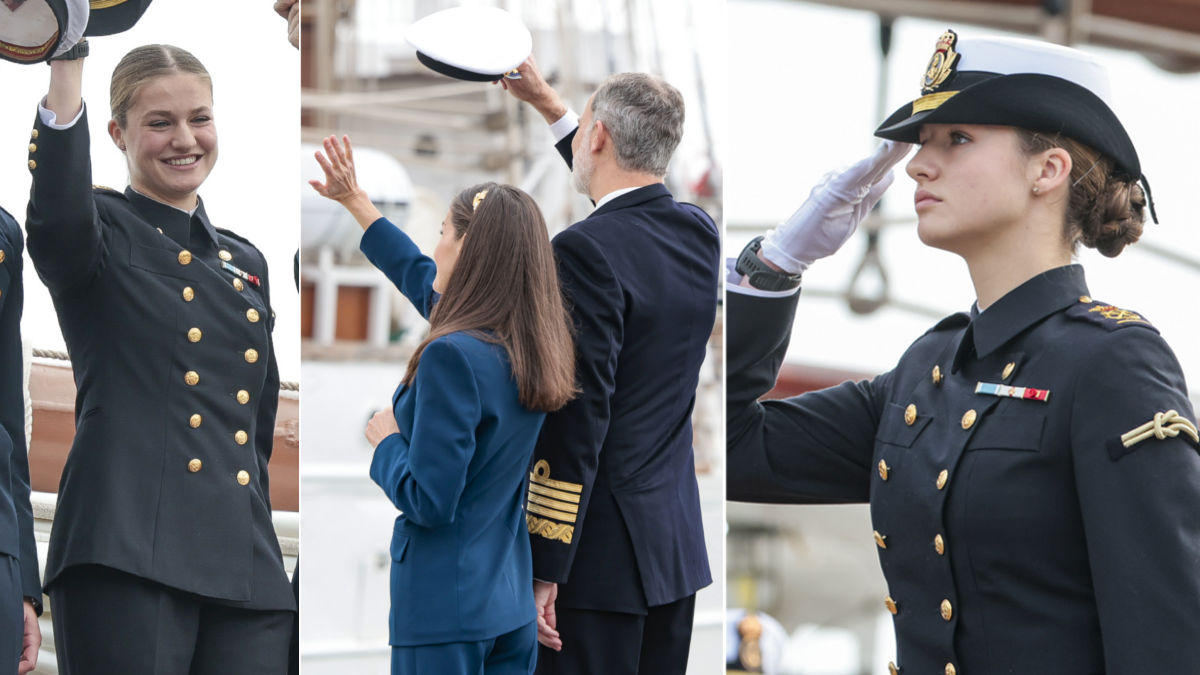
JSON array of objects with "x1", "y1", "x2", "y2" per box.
[{"x1": 391, "y1": 620, "x2": 537, "y2": 675}]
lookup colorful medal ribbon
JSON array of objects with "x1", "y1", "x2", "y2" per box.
[
  {"x1": 975, "y1": 381, "x2": 1050, "y2": 402},
  {"x1": 221, "y1": 261, "x2": 261, "y2": 287}
]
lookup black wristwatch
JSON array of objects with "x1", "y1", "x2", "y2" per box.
[
  {"x1": 735, "y1": 236, "x2": 802, "y2": 291},
  {"x1": 48, "y1": 39, "x2": 89, "y2": 63}
]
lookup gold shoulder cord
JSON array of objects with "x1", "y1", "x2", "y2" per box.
[{"x1": 1120, "y1": 410, "x2": 1200, "y2": 448}]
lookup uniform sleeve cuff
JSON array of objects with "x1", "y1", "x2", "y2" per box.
[
  {"x1": 37, "y1": 98, "x2": 85, "y2": 130},
  {"x1": 548, "y1": 110, "x2": 580, "y2": 143}
]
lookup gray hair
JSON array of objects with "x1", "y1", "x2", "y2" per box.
[{"x1": 589, "y1": 73, "x2": 685, "y2": 177}]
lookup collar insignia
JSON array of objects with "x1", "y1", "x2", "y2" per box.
[{"x1": 921, "y1": 29, "x2": 960, "y2": 94}]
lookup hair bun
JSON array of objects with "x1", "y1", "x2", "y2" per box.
[{"x1": 1080, "y1": 179, "x2": 1145, "y2": 258}]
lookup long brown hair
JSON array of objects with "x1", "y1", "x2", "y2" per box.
[{"x1": 402, "y1": 183, "x2": 576, "y2": 412}]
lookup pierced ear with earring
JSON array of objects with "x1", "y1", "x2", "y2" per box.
[{"x1": 1032, "y1": 184, "x2": 1040, "y2": 194}]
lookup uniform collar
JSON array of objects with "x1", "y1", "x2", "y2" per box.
[
  {"x1": 953, "y1": 264, "x2": 1088, "y2": 370},
  {"x1": 125, "y1": 188, "x2": 219, "y2": 248},
  {"x1": 586, "y1": 183, "x2": 670, "y2": 219}
]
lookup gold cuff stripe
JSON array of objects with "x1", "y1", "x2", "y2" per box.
[
  {"x1": 527, "y1": 502, "x2": 577, "y2": 523},
  {"x1": 529, "y1": 459, "x2": 582, "y2": 493},
  {"x1": 527, "y1": 493, "x2": 579, "y2": 515},
  {"x1": 527, "y1": 514, "x2": 573, "y2": 543},
  {"x1": 912, "y1": 91, "x2": 958, "y2": 113},
  {"x1": 528, "y1": 482, "x2": 580, "y2": 504},
  {"x1": 91, "y1": 0, "x2": 131, "y2": 9},
  {"x1": 1121, "y1": 409, "x2": 1200, "y2": 448}
]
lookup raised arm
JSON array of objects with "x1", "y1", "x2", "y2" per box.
[
  {"x1": 25, "y1": 57, "x2": 106, "y2": 295},
  {"x1": 310, "y1": 135, "x2": 437, "y2": 317}
]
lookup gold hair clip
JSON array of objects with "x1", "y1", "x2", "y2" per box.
[{"x1": 472, "y1": 189, "x2": 488, "y2": 211}]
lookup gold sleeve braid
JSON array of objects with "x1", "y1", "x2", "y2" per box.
[{"x1": 526, "y1": 460, "x2": 582, "y2": 543}]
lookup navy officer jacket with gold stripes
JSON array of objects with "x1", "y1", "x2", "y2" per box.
[
  {"x1": 727, "y1": 264, "x2": 1200, "y2": 673},
  {"x1": 24, "y1": 107, "x2": 294, "y2": 611}
]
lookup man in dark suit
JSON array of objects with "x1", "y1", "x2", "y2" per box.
[
  {"x1": 500, "y1": 58, "x2": 718, "y2": 674},
  {"x1": 0, "y1": 207, "x2": 42, "y2": 674}
]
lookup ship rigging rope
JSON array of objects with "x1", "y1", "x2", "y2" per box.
[{"x1": 31, "y1": 348, "x2": 300, "y2": 391}]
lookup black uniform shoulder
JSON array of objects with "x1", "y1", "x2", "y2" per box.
[
  {"x1": 921, "y1": 311, "x2": 970, "y2": 337},
  {"x1": 215, "y1": 227, "x2": 267, "y2": 260},
  {"x1": 1066, "y1": 297, "x2": 1159, "y2": 335},
  {"x1": 92, "y1": 185, "x2": 126, "y2": 200}
]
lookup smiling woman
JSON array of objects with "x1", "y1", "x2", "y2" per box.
[{"x1": 23, "y1": 42, "x2": 295, "y2": 675}]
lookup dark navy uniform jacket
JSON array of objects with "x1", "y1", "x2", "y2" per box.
[
  {"x1": 0, "y1": 208, "x2": 40, "y2": 610},
  {"x1": 524, "y1": 132, "x2": 718, "y2": 613},
  {"x1": 24, "y1": 108, "x2": 293, "y2": 611},
  {"x1": 728, "y1": 264, "x2": 1200, "y2": 674},
  {"x1": 360, "y1": 218, "x2": 540, "y2": 646}
]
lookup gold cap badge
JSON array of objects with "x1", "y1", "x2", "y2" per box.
[{"x1": 922, "y1": 29, "x2": 960, "y2": 94}]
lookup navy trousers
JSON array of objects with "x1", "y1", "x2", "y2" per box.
[
  {"x1": 535, "y1": 594, "x2": 696, "y2": 675},
  {"x1": 0, "y1": 555, "x2": 24, "y2": 675},
  {"x1": 50, "y1": 564, "x2": 293, "y2": 675},
  {"x1": 391, "y1": 620, "x2": 537, "y2": 675}
]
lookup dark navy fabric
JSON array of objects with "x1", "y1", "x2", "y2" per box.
[
  {"x1": 728, "y1": 264, "x2": 1200, "y2": 673},
  {"x1": 24, "y1": 108, "x2": 293, "y2": 612}
]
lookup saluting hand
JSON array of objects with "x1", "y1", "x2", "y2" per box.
[
  {"x1": 533, "y1": 580, "x2": 562, "y2": 651},
  {"x1": 365, "y1": 409, "x2": 400, "y2": 448},
  {"x1": 759, "y1": 139, "x2": 912, "y2": 275},
  {"x1": 310, "y1": 135, "x2": 383, "y2": 229}
]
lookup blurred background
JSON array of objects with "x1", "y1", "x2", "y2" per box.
[
  {"x1": 725, "y1": 1, "x2": 1200, "y2": 674},
  {"x1": 296, "y1": 0, "x2": 725, "y2": 672},
  {"x1": 0, "y1": 4, "x2": 299, "y2": 671}
]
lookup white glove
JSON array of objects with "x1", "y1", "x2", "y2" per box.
[{"x1": 761, "y1": 140, "x2": 911, "y2": 274}]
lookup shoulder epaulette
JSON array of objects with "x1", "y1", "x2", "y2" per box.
[
  {"x1": 92, "y1": 185, "x2": 125, "y2": 197},
  {"x1": 1066, "y1": 297, "x2": 1158, "y2": 333}
]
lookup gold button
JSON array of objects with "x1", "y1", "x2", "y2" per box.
[
  {"x1": 874, "y1": 530, "x2": 887, "y2": 549},
  {"x1": 932, "y1": 365, "x2": 943, "y2": 386},
  {"x1": 244, "y1": 348, "x2": 259, "y2": 364},
  {"x1": 219, "y1": 250, "x2": 233, "y2": 261},
  {"x1": 889, "y1": 663, "x2": 899, "y2": 675},
  {"x1": 27, "y1": 160, "x2": 36, "y2": 170},
  {"x1": 235, "y1": 430, "x2": 248, "y2": 445},
  {"x1": 188, "y1": 459, "x2": 202, "y2": 473},
  {"x1": 187, "y1": 327, "x2": 202, "y2": 343},
  {"x1": 236, "y1": 390, "x2": 250, "y2": 405},
  {"x1": 178, "y1": 250, "x2": 192, "y2": 265},
  {"x1": 189, "y1": 414, "x2": 202, "y2": 428},
  {"x1": 31, "y1": 129, "x2": 39, "y2": 140},
  {"x1": 945, "y1": 664, "x2": 957, "y2": 675},
  {"x1": 246, "y1": 308, "x2": 260, "y2": 323},
  {"x1": 1079, "y1": 295, "x2": 1092, "y2": 304},
  {"x1": 934, "y1": 533, "x2": 945, "y2": 555},
  {"x1": 941, "y1": 599, "x2": 953, "y2": 621},
  {"x1": 184, "y1": 371, "x2": 199, "y2": 386},
  {"x1": 233, "y1": 278, "x2": 244, "y2": 292},
  {"x1": 904, "y1": 404, "x2": 917, "y2": 426},
  {"x1": 182, "y1": 286, "x2": 195, "y2": 301},
  {"x1": 157, "y1": 227, "x2": 163, "y2": 234},
  {"x1": 1002, "y1": 362, "x2": 1016, "y2": 380},
  {"x1": 961, "y1": 409, "x2": 977, "y2": 429},
  {"x1": 884, "y1": 596, "x2": 898, "y2": 615},
  {"x1": 28, "y1": 144, "x2": 36, "y2": 153},
  {"x1": 937, "y1": 469, "x2": 949, "y2": 490},
  {"x1": 878, "y1": 460, "x2": 890, "y2": 481},
  {"x1": 236, "y1": 470, "x2": 250, "y2": 486},
  {"x1": 0, "y1": 250, "x2": 6, "y2": 263}
]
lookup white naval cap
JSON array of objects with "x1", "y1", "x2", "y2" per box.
[
  {"x1": 0, "y1": 0, "x2": 88, "y2": 64},
  {"x1": 405, "y1": 6, "x2": 532, "y2": 82}
]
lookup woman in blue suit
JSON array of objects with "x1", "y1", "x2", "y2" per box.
[{"x1": 310, "y1": 135, "x2": 576, "y2": 675}]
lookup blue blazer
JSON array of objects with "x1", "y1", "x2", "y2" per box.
[{"x1": 360, "y1": 218, "x2": 542, "y2": 646}]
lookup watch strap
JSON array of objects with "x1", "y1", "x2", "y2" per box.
[
  {"x1": 736, "y1": 236, "x2": 802, "y2": 291},
  {"x1": 49, "y1": 39, "x2": 89, "y2": 63}
]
